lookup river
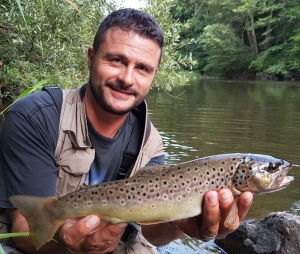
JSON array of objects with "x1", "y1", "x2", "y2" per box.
[
  {"x1": 0, "y1": 79, "x2": 299, "y2": 253},
  {"x1": 145, "y1": 78, "x2": 300, "y2": 253}
]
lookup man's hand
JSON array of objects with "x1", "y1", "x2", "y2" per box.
[
  {"x1": 175, "y1": 189, "x2": 253, "y2": 241},
  {"x1": 58, "y1": 215, "x2": 128, "y2": 254}
]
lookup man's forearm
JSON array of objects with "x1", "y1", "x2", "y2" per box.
[{"x1": 141, "y1": 222, "x2": 185, "y2": 246}]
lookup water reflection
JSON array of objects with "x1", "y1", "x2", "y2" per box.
[
  {"x1": 158, "y1": 235, "x2": 226, "y2": 254},
  {"x1": 146, "y1": 79, "x2": 300, "y2": 253}
]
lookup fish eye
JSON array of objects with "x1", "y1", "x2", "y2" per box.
[{"x1": 267, "y1": 163, "x2": 279, "y2": 173}]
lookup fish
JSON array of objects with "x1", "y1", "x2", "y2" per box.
[{"x1": 9, "y1": 153, "x2": 294, "y2": 249}]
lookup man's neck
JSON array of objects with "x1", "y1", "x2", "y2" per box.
[{"x1": 84, "y1": 84, "x2": 128, "y2": 138}]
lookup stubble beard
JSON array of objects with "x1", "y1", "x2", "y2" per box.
[{"x1": 89, "y1": 77, "x2": 147, "y2": 115}]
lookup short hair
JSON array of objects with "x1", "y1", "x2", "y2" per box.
[{"x1": 93, "y1": 8, "x2": 164, "y2": 61}]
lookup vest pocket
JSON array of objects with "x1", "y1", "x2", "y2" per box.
[{"x1": 55, "y1": 130, "x2": 95, "y2": 197}]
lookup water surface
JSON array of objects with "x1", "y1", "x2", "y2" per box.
[{"x1": 146, "y1": 79, "x2": 300, "y2": 253}]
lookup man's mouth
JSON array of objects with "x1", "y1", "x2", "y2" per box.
[{"x1": 106, "y1": 83, "x2": 137, "y2": 96}]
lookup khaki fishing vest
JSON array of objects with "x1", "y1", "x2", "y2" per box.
[
  {"x1": 55, "y1": 88, "x2": 164, "y2": 254},
  {"x1": 55, "y1": 88, "x2": 164, "y2": 197}
]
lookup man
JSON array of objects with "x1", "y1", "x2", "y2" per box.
[{"x1": 0, "y1": 8, "x2": 253, "y2": 254}]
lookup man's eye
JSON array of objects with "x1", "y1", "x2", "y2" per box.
[
  {"x1": 111, "y1": 58, "x2": 122, "y2": 64},
  {"x1": 139, "y1": 65, "x2": 147, "y2": 72}
]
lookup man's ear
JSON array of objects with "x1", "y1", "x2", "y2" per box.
[{"x1": 87, "y1": 47, "x2": 94, "y2": 70}]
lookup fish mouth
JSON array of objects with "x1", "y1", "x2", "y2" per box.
[
  {"x1": 278, "y1": 176, "x2": 294, "y2": 189},
  {"x1": 266, "y1": 163, "x2": 294, "y2": 193}
]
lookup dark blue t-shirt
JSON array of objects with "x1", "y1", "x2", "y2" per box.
[{"x1": 0, "y1": 88, "x2": 164, "y2": 209}]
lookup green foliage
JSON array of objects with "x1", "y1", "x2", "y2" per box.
[
  {"x1": 0, "y1": 0, "x2": 112, "y2": 96},
  {"x1": 171, "y1": 0, "x2": 300, "y2": 78},
  {"x1": 145, "y1": 0, "x2": 197, "y2": 90},
  {"x1": 199, "y1": 24, "x2": 254, "y2": 76}
]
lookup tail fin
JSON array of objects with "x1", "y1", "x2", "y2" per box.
[{"x1": 9, "y1": 195, "x2": 63, "y2": 249}]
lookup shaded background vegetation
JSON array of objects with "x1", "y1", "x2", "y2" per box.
[{"x1": 171, "y1": 0, "x2": 300, "y2": 78}]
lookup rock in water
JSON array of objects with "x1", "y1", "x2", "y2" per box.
[{"x1": 215, "y1": 212, "x2": 300, "y2": 254}]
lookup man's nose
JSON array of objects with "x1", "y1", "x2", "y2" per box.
[{"x1": 118, "y1": 67, "x2": 134, "y2": 86}]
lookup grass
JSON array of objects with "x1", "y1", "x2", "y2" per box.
[
  {"x1": 0, "y1": 232, "x2": 30, "y2": 254},
  {"x1": 0, "y1": 232, "x2": 75, "y2": 253}
]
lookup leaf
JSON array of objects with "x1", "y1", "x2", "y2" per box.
[
  {"x1": 0, "y1": 79, "x2": 49, "y2": 116},
  {"x1": 0, "y1": 244, "x2": 4, "y2": 254},
  {"x1": 0, "y1": 232, "x2": 30, "y2": 239},
  {"x1": 17, "y1": 79, "x2": 49, "y2": 99},
  {"x1": 14, "y1": 0, "x2": 27, "y2": 25}
]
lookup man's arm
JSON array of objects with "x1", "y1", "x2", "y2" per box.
[{"x1": 141, "y1": 189, "x2": 253, "y2": 246}]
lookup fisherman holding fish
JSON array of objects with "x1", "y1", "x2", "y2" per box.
[{"x1": 0, "y1": 8, "x2": 254, "y2": 254}]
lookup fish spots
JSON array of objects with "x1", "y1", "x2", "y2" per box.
[
  {"x1": 168, "y1": 205, "x2": 172, "y2": 209},
  {"x1": 120, "y1": 199, "x2": 126, "y2": 206},
  {"x1": 73, "y1": 203, "x2": 78, "y2": 209},
  {"x1": 87, "y1": 201, "x2": 93, "y2": 207},
  {"x1": 151, "y1": 204, "x2": 155, "y2": 208}
]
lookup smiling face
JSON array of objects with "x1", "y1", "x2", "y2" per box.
[{"x1": 87, "y1": 28, "x2": 161, "y2": 115}]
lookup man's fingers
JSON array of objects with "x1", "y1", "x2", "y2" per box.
[
  {"x1": 83, "y1": 222, "x2": 128, "y2": 252},
  {"x1": 61, "y1": 215, "x2": 100, "y2": 245},
  {"x1": 237, "y1": 191, "x2": 253, "y2": 220},
  {"x1": 217, "y1": 189, "x2": 239, "y2": 237},
  {"x1": 199, "y1": 191, "x2": 220, "y2": 241}
]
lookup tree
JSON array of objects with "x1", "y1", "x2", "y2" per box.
[
  {"x1": 0, "y1": 0, "x2": 113, "y2": 96},
  {"x1": 199, "y1": 23, "x2": 254, "y2": 76}
]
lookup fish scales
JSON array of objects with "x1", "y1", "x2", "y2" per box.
[
  {"x1": 56, "y1": 155, "x2": 242, "y2": 223},
  {"x1": 9, "y1": 153, "x2": 294, "y2": 249}
]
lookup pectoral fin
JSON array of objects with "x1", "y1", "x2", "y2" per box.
[{"x1": 224, "y1": 196, "x2": 239, "y2": 228}]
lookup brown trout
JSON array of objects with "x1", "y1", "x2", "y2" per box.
[{"x1": 10, "y1": 153, "x2": 294, "y2": 249}]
